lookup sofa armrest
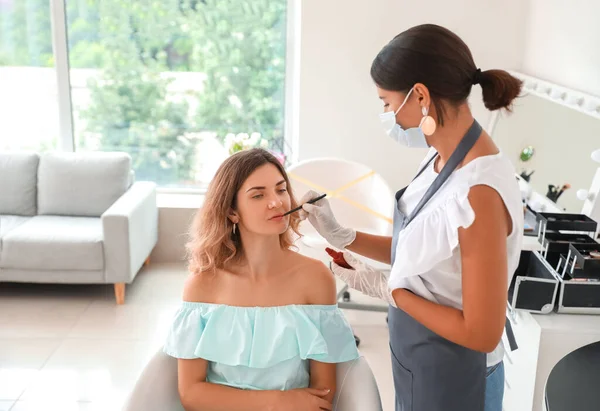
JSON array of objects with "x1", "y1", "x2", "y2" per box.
[{"x1": 102, "y1": 182, "x2": 158, "y2": 284}]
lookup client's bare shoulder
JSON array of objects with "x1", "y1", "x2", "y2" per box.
[
  {"x1": 182, "y1": 271, "x2": 219, "y2": 303},
  {"x1": 285, "y1": 251, "x2": 337, "y2": 306}
]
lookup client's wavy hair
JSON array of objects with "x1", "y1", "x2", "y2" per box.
[{"x1": 187, "y1": 148, "x2": 302, "y2": 274}]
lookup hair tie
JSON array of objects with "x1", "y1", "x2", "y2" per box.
[{"x1": 472, "y1": 68, "x2": 483, "y2": 85}]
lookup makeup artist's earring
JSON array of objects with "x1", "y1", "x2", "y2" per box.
[
  {"x1": 420, "y1": 106, "x2": 436, "y2": 136},
  {"x1": 232, "y1": 223, "x2": 237, "y2": 235}
]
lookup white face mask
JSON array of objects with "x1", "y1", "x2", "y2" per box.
[{"x1": 379, "y1": 88, "x2": 429, "y2": 148}]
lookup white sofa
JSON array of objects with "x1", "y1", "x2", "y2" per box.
[{"x1": 0, "y1": 151, "x2": 158, "y2": 304}]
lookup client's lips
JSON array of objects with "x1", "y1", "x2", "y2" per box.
[{"x1": 269, "y1": 214, "x2": 284, "y2": 220}]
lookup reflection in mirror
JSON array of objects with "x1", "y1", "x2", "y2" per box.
[{"x1": 492, "y1": 92, "x2": 600, "y2": 213}]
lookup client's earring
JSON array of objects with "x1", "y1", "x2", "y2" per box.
[
  {"x1": 232, "y1": 223, "x2": 237, "y2": 235},
  {"x1": 420, "y1": 106, "x2": 437, "y2": 136}
]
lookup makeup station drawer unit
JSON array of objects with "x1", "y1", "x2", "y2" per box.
[
  {"x1": 509, "y1": 250, "x2": 559, "y2": 314},
  {"x1": 536, "y1": 212, "x2": 598, "y2": 234},
  {"x1": 538, "y1": 213, "x2": 600, "y2": 314},
  {"x1": 554, "y1": 243, "x2": 600, "y2": 314},
  {"x1": 510, "y1": 213, "x2": 600, "y2": 314}
]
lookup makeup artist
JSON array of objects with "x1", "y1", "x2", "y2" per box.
[{"x1": 299, "y1": 24, "x2": 524, "y2": 411}]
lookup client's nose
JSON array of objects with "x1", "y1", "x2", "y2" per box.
[{"x1": 268, "y1": 199, "x2": 283, "y2": 209}]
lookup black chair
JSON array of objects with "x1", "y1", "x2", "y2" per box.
[{"x1": 545, "y1": 341, "x2": 600, "y2": 411}]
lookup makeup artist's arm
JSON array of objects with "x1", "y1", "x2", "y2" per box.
[
  {"x1": 345, "y1": 232, "x2": 392, "y2": 265},
  {"x1": 391, "y1": 185, "x2": 510, "y2": 352},
  {"x1": 299, "y1": 190, "x2": 391, "y2": 264}
]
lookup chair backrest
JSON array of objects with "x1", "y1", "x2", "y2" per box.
[
  {"x1": 287, "y1": 158, "x2": 395, "y2": 239},
  {"x1": 122, "y1": 350, "x2": 184, "y2": 411},
  {"x1": 122, "y1": 350, "x2": 383, "y2": 411},
  {"x1": 334, "y1": 356, "x2": 384, "y2": 411}
]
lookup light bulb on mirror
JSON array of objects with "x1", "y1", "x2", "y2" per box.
[
  {"x1": 577, "y1": 189, "x2": 593, "y2": 201},
  {"x1": 592, "y1": 149, "x2": 600, "y2": 163}
]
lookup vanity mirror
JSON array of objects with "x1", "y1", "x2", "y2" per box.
[{"x1": 489, "y1": 72, "x2": 600, "y2": 218}]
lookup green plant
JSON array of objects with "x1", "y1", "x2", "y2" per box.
[
  {"x1": 1, "y1": 0, "x2": 288, "y2": 186},
  {"x1": 80, "y1": 68, "x2": 195, "y2": 185}
]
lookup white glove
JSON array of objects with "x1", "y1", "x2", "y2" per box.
[
  {"x1": 330, "y1": 251, "x2": 396, "y2": 307},
  {"x1": 298, "y1": 190, "x2": 356, "y2": 249}
]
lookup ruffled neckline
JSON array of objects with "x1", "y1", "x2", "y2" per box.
[{"x1": 163, "y1": 302, "x2": 359, "y2": 368}]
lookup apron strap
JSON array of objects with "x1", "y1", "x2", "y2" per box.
[
  {"x1": 505, "y1": 317, "x2": 518, "y2": 351},
  {"x1": 414, "y1": 153, "x2": 438, "y2": 182},
  {"x1": 405, "y1": 120, "x2": 482, "y2": 227}
]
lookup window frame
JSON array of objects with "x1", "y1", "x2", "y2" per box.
[{"x1": 48, "y1": 0, "x2": 299, "y2": 193}]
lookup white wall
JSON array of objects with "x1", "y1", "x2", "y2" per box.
[
  {"x1": 522, "y1": 0, "x2": 600, "y2": 97},
  {"x1": 297, "y1": 0, "x2": 529, "y2": 191}
]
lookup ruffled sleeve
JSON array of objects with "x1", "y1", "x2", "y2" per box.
[
  {"x1": 163, "y1": 303, "x2": 359, "y2": 368},
  {"x1": 388, "y1": 181, "x2": 475, "y2": 290}
]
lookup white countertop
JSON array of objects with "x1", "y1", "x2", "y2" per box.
[{"x1": 530, "y1": 311, "x2": 600, "y2": 333}]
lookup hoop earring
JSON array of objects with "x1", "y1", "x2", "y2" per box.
[
  {"x1": 232, "y1": 223, "x2": 237, "y2": 235},
  {"x1": 420, "y1": 106, "x2": 437, "y2": 136}
]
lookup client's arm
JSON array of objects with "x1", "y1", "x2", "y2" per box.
[
  {"x1": 177, "y1": 358, "x2": 332, "y2": 411},
  {"x1": 178, "y1": 357, "x2": 267, "y2": 411},
  {"x1": 306, "y1": 262, "x2": 339, "y2": 404}
]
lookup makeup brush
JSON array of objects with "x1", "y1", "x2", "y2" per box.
[
  {"x1": 283, "y1": 193, "x2": 327, "y2": 216},
  {"x1": 555, "y1": 184, "x2": 571, "y2": 201}
]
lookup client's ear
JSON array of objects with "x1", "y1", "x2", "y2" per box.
[{"x1": 227, "y1": 209, "x2": 239, "y2": 224}]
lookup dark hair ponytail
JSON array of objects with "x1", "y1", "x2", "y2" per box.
[
  {"x1": 478, "y1": 69, "x2": 523, "y2": 111},
  {"x1": 370, "y1": 24, "x2": 523, "y2": 125}
]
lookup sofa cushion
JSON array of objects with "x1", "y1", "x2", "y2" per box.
[
  {"x1": 38, "y1": 152, "x2": 131, "y2": 217},
  {"x1": 0, "y1": 215, "x2": 32, "y2": 261},
  {"x1": 0, "y1": 152, "x2": 39, "y2": 216},
  {"x1": 0, "y1": 215, "x2": 31, "y2": 238},
  {"x1": 0, "y1": 215, "x2": 104, "y2": 271}
]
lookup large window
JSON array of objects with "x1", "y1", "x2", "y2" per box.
[
  {"x1": 0, "y1": 0, "x2": 60, "y2": 151},
  {"x1": 1, "y1": 0, "x2": 290, "y2": 189}
]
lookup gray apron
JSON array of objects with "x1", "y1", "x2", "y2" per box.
[{"x1": 388, "y1": 120, "x2": 517, "y2": 411}]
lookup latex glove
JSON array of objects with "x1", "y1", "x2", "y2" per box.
[
  {"x1": 331, "y1": 251, "x2": 396, "y2": 307},
  {"x1": 298, "y1": 190, "x2": 356, "y2": 249}
]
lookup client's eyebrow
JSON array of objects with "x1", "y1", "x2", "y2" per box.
[{"x1": 246, "y1": 180, "x2": 286, "y2": 192}]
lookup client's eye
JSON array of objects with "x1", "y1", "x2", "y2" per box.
[
  {"x1": 252, "y1": 194, "x2": 263, "y2": 199},
  {"x1": 278, "y1": 188, "x2": 288, "y2": 193}
]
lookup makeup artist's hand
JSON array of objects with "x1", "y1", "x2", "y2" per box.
[
  {"x1": 331, "y1": 251, "x2": 396, "y2": 307},
  {"x1": 299, "y1": 190, "x2": 356, "y2": 249}
]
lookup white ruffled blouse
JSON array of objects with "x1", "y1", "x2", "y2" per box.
[{"x1": 389, "y1": 149, "x2": 524, "y2": 366}]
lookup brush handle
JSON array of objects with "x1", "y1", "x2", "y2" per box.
[{"x1": 283, "y1": 193, "x2": 327, "y2": 216}]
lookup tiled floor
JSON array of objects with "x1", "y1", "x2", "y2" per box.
[{"x1": 0, "y1": 263, "x2": 393, "y2": 411}]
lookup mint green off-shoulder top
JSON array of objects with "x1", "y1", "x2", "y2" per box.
[{"x1": 163, "y1": 302, "x2": 359, "y2": 391}]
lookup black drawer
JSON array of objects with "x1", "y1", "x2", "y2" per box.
[
  {"x1": 536, "y1": 212, "x2": 598, "y2": 233},
  {"x1": 541, "y1": 232, "x2": 597, "y2": 255}
]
